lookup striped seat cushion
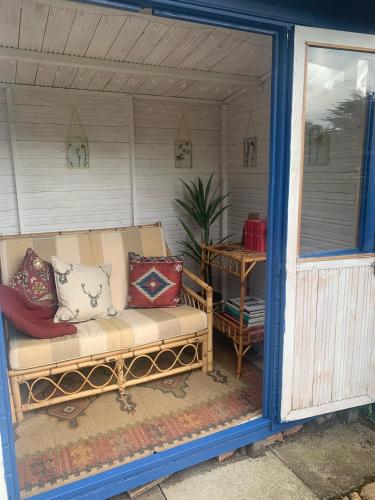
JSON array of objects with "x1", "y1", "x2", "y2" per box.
[
  {"x1": 8, "y1": 305, "x2": 207, "y2": 371},
  {"x1": 0, "y1": 225, "x2": 167, "y2": 311}
]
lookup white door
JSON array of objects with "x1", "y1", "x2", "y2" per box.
[{"x1": 281, "y1": 26, "x2": 375, "y2": 421}]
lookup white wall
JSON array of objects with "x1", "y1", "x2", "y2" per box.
[
  {"x1": 0, "y1": 88, "x2": 19, "y2": 234},
  {"x1": 134, "y1": 98, "x2": 222, "y2": 255},
  {"x1": 7, "y1": 86, "x2": 132, "y2": 233},
  {"x1": 0, "y1": 87, "x2": 222, "y2": 254},
  {"x1": 226, "y1": 80, "x2": 271, "y2": 299}
]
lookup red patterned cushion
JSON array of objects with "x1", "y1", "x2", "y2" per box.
[
  {"x1": 9, "y1": 248, "x2": 58, "y2": 315},
  {"x1": 127, "y1": 253, "x2": 183, "y2": 308}
]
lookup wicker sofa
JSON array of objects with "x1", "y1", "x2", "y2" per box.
[{"x1": 0, "y1": 223, "x2": 213, "y2": 422}]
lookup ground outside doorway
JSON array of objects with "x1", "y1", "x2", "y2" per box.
[{"x1": 112, "y1": 412, "x2": 375, "y2": 500}]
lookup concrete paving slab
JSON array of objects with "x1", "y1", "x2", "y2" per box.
[
  {"x1": 271, "y1": 421, "x2": 375, "y2": 499},
  {"x1": 159, "y1": 451, "x2": 318, "y2": 500}
]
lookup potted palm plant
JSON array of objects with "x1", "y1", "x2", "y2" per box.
[{"x1": 175, "y1": 173, "x2": 232, "y2": 296}]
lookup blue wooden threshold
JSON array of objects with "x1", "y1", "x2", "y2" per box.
[{"x1": 0, "y1": 3, "x2": 295, "y2": 499}]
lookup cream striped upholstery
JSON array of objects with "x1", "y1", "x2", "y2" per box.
[
  {"x1": 8, "y1": 305, "x2": 207, "y2": 370},
  {"x1": 0, "y1": 225, "x2": 167, "y2": 311}
]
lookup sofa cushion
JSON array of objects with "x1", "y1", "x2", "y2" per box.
[
  {"x1": 9, "y1": 248, "x2": 58, "y2": 315},
  {"x1": 52, "y1": 257, "x2": 117, "y2": 323},
  {"x1": 0, "y1": 224, "x2": 167, "y2": 311},
  {"x1": 8, "y1": 305, "x2": 207, "y2": 371},
  {"x1": 127, "y1": 252, "x2": 183, "y2": 308}
]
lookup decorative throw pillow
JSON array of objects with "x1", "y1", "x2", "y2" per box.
[
  {"x1": 127, "y1": 252, "x2": 183, "y2": 308},
  {"x1": 52, "y1": 256, "x2": 118, "y2": 323},
  {"x1": 9, "y1": 248, "x2": 58, "y2": 316}
]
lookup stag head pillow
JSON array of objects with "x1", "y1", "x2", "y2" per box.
[{"x1": 51, "y1": 256, "x2": 118, "y2": 323}]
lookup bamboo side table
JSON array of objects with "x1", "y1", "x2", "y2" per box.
[{"x1": 201, "y1": 243, "x2": 266, "y2": 378}]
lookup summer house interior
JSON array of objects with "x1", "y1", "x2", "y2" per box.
[{"x1": 0, "y1": 0, "x2": 274, "y2": 496}]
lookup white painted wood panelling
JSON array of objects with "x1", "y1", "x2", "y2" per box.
[
  {"x1": 134, "y1": 98, "x2": 222, "y2": 264},
  {"x1": 0, "y1": 87, "x2": 19, "y2": 234},
  {"x1": 291, "y1": 259, "x2": 375, "y2": 412},
  {"x1": 0, "y1": 0, "x2": 271, "y2": 100},
  {"x1": 8, "y1": 86, "x2": 131, "y2": 233},
  {"x1": 226, "y1": 78, "x2": 271, "y2": 299}
]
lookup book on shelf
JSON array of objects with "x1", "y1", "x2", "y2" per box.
[
  {"x1": 227, "y1": 296, "x2": 265, "y2": 314},
  {"x1": 222, "y1": 302, "x2": 265, "y2": 327},
  {"x1": 222, "y1": 312, "x2": 265, "y2": 330}
]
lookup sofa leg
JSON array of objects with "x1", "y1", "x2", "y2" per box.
[
  {"x1": 10, "y1": 377, "x2": 23, "y2": 422},
  {"x1": 116, "y1": 359, "x2": 126, "y2": 396},
  {"x1": 202, "y1": 336, "x2": 208, "y2": 373}
]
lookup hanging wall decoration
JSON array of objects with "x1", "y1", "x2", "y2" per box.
[
  {"x1": 307, "y1": 124, "x2": 330, "y2": 166},
  {"x1": 175, "y1": 114, "x2": 192, "y2": 169},
  {"x1": 66, "y1": 109, "x2": 89, "y2": 169},
  {"x1": 243, "y1": 110, "x2": 257, "y2": 168}
]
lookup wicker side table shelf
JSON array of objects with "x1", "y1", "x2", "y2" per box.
[{"x1": 201, "y1": 243, "x2": 266, "y2": 378}]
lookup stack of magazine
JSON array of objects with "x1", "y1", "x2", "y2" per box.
[{"x1": 222, "y1": 296, "x2": 265, "y2": 328}]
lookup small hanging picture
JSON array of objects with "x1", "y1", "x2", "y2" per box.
[
  {"x1": 66, "y1": 139, "x2": 89, "y2": 169},
  {"x1": 66, "y1": 109, "x2": 89, "y2": 169},
  {"x1": 175, "y1": 140, "x2": 192, "y2": 169},
  {"x1": 307, "y1": 125, "x2": 330, "y2": 166},
  {"x1": 243, "y1": 136, "x2": 257, "y2": 168}
]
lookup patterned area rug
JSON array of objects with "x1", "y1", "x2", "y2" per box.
[{"x1": 15, "y1": 339, "x2": 262, "y2": 497}]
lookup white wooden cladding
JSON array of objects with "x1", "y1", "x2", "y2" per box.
[
  {"x1": 292, "y1": 259, "x2": 375, "y2": 413},
  {"x1": 133, "y1": 98, "x2": 221, "y2": 256},
  {"x1": 281, "y1": 26, "x2": 375, "y2": 421},
  {"x1": 0, "y1": 88, "x2": 19, "y2": 235},
  {"x1": 0, "y1": 0, "x2": 272, "y2": 100},
  {"x1": 0, "y1": 86, "x2": 221, "y2": 265},
  {"x1": 225, "y1": 79, "x2": 271, "y2": 299}
]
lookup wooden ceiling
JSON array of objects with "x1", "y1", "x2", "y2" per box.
[{"x1": 0, "y1": 0, "x2": 272, "y2": 100}]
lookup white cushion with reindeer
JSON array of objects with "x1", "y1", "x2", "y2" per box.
[{"x1": 52, "y1": 256, "x2": 118, "y2": 323}]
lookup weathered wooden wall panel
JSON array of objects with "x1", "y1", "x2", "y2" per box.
[{"x1": 291, "y1": 260, "x2": 375, "y2": 412}]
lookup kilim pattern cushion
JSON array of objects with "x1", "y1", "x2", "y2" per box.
[
  {"x1": 127, "y1": 252, "x2": 183, "y2": 308},
  {"x1": 9, "y1": 248, "x2": 58, "y2": 315}
]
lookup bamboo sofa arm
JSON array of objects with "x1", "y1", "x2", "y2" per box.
[{"x1": 181, "y1": 267, "x2": 213, "y2": 313}]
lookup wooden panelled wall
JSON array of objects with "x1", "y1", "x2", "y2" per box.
[
  {"x1": 225, "y1": 80, "x2": 271, "y2": 299},
  {"x1": 292, "y1": 258, "x2": 375, "y2": 414},
  {"x1": 0, "y1": 86, "x2": 221, "y2": 256}
]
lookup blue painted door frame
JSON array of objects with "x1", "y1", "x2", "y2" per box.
[{"x1": 0, "y1": 4, "x2": 296, "y2": 499}]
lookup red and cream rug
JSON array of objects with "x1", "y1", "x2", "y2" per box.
[{"x1": 15, "y1": 339, "x2": 262, "y2": 497}]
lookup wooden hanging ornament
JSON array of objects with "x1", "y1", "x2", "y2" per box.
[
  {"x1": 175, "y1": 114, "x2": 192, "y2": 169},
  {"x1": 66, "y1": 109, "x2": 89, "y2": 169}
]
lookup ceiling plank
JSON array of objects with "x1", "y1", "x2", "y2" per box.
[
  {"x1": 19, "y1": 1, "x2": 50, "y2": 51},
  {"x1": 15, "y1": 61, "x2": 38, "y2": 85},
  {"x1": 85, "y1": 14, "x2": 126, "y2": 59},
  {"x1": 106, "y1": 17, "x2": 148, "y2": 61},
  {"x1": 0, "y1": 59, "x2": 16, "y2": 83},
  {"x1": 0, "y1": 0, "x2": 21, "y2": 48},
  {"x1": 64, "y1": 10, "x2": 101, "y2": 56},
  {"x1": 42, "y1": 6, "x2": 75, "y2": 53},
  {"x1": 0, "y1": 46, "x2": 256, "y2": 86},
  {"x1": 124, "y1": 21, "x2": 169, "y2": 64},
  {"x1": 35, "y1": 63, "x2": 59, "y2": 87}
]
